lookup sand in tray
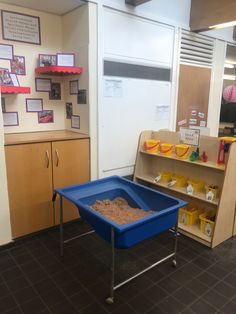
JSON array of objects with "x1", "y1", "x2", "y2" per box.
[{"x1": 90, "y1": 197, "x2": 155, "y2": 224}]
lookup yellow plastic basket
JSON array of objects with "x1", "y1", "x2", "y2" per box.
[
  {"x1": 178, "y1": 206, "x2": 203, "y2": 226},
  {"x1": 143, "y1": 139, "x2": 160, "y2": 153},
  {"x1": 199, "y1": 211, "x2": 216, "y2": 237},
  {"x1": 175, "y1": 144, "x2": 191, "y2": 159},
  {"x1": 159, "y1": 143, "x2": 173, "y2": 156},
  {"x1": 171, "y1": 174, "x2": 188, "y2": 187},
  {"x1": 159, "y1": 171, "x2": 172, "y2": 183},
  {"x1": 205, "y1": 184, "x2": 219, "y2": 200},
  {"x1": 187, "y1": 179, "x2": 204, "y2": 193}
]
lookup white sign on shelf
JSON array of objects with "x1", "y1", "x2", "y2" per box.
[{"x1": 179, "y1": 127, "x2": 200, "y2": 146}]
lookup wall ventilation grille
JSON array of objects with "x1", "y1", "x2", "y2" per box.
[{"x1": 180, "y1": 30, "x2": 214, "y2": 67}]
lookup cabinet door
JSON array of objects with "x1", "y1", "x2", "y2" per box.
[
  {"x1": 52, "y1": 139, "x2": 90, "y2": 223},
  {"x1": 5, "y1": 143, "x2": 54, "y2": 238}
]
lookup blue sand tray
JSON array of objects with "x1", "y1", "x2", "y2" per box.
[{"x1": 55, "y1": 176, "x2": 187, "y2": 248}]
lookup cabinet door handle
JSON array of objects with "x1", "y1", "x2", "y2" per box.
[
  {"x1": 46, "y1": 150, "x2": 50, "y2": 168},
  {"x1": 55, "y1": 149, "x2": 59, "y2": 167}
]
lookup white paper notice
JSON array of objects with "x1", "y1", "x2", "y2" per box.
[
  {"x1": 200, "y1": 120, "x2": 206, "y2": 127},
  {"x1": 0, "y1": 44, "x2": 13, "y2": 60},
  {"x1": 2, "y1": 11, "x2": 41, "y2": 44},
  {"x1": 71, "y1": 115, "x2": 80, "y2": 129},
  {"x1": 3, "y1": 112, "x2": 18, "y2": 126},
  {"x1": 178, "y1": 119, "x2": 187, "y2": 126},
  {"x1": 35, "y1": 78, "x2": 51, "y2": 92},
  {"x1": 10, "y1": 74, "x2": 19, "y2": 86},
  {"x1": 104, "y1": 79, "x2": 122, "y2": 97},
  {"x1": 154, "y1": 104, "x2": 169, "y2": 121},
  {"x1": 26, "y1": 99, "x2": 43, "y2": 112},
  {"x1": 57, "y1": 54, "x2": 74, "y2": 66}
]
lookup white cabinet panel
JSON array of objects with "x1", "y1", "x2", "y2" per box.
[
  {"x1": 104, "y1": 8, "x2": 174, "y2": 67},
  {"x1": 99, "y1": 77, "x2": 171, "y2": 177}
]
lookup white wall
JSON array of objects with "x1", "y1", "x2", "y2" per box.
[
  {"x1": 88, "y1": 2, "x2": 98, "y2": 180},
  {"x1": 202, "y1": 27, "x2": 236, "y2": 44},
  {"x1": 0, "y1": 3, "x2": 65, "y2": 133},
  {"x1": 62, "y1": 4, "x2": 90, "y2": 135},
  {"x1": 0, "y1": 3, "x2": 91, "y2": 245},
  {"x1": 101, "y1": 0, "x2": 191, "y2": 28},
  {"x1": 0, "y1": 98, "x2": 12, "y2": 245},
  {"x1": 207, "y1": 40, "x2": 226, "y2": 136}
]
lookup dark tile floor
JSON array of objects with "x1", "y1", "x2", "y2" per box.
[{"x1": 0, "y1": 221, "x2": 236, "y2": 314}]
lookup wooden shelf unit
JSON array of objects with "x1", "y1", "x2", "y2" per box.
[{"x1": 134, "y1": 130, "x2": 236, "y2": 248}]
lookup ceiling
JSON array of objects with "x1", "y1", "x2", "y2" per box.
[{"x1": 0, "y1": 0, "x2": 87, "y2": 15}]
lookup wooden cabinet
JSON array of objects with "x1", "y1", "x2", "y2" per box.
[
  {"x1": 52, "y1": 139, "x2": 90, "y2": 224},
  {"x1": 134, "y1": 130, "x2": 236, "y2": 248},
  {"x1": 4, "y1": 131, "x2": 90, "y2": 239},
  {"x1": 5, "y1": 143, "x2": 54, "y2": 238}
]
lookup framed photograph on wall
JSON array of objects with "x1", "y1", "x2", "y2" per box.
[
  {"x1": 1, "y1": 97, "x2": 6, "y2": 112},
  {"x1": 3, "y1": 112, "x2": 19, "y2": 126},
  {"x1": 1, "y1": 10, "x2": 41, "y2": 45},
  {"x1": 66, "y1": 102, "x2": 72, "y2": 119},
  {"x1": 38, "y1": 110, "x2": 54, "y2": 123},
  {"x1": 35, "y1": 78, "x2": 51, "y2": 92},
  {"x1": 69, "y1": 80, "x2": 79, "y2": 95},
  {"x1": 26, "y1": 98, "x2": 43, "y2": 112},
  {"x1": 77, "y1": 89, "x2": 87, "y2": 104},
  {"x1": 56, "y1": 53, "x2": 75, "y2": 67},
  {"x1": 0, "y1": 43, "x2": 14, "y2": 60},
  {"x1": 0, "y1": 68, "x2": 13, "y2": 86},
  {"x1": 71, "y1": 115, "x2": 80, "y2": 129},
  {"x1": 9, "y1": 73, "x2": 20, "y2": 87},
  {"x1": 10, "y1": 55, "x2": 26, "y2": 75},
  {"x1": 39, "y1": 54, "x2": 56, "y2": 67},
  {"x1": 49, "y1": 82, "x2": 61, "y2": 100}
]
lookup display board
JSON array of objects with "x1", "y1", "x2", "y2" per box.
[{"x1": 176, "y1": 64, "x2": 211, "y2": 131}]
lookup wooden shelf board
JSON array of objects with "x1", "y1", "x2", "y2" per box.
[
  {"x1": 0, "y1": 86, "x2": 31, "y2": 94},
  {"x1": 178, "y1": 223, "x2": 212, "y2": 247},
  {"x1": 140, "y1": 151, "x2": 225, "y2": 171},
  {"x1": 35, "y1": 66, "x2": 83, "y2": 75},
  {"x1": 135, "y1": 174, "x2": 219, "y2": 206}
]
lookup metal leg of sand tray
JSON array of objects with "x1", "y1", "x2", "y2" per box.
[
  {"x1": 54, "y1": 193, "x2": 95, "y2": 257},
  {"x1": 105, "y1": 222, "x2": 178, "y2": 304}
]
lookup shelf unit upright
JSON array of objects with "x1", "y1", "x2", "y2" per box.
[{"x1": 134, "y1": 130, "x2": 236, "y2": 248}]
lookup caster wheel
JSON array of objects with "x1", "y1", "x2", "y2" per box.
[
  {"x1": 172, "y1": 259, "x2": 177, "y2": 268},
  {"x1": 105, "y1": 297, "x2": 114, "y2": 304}
]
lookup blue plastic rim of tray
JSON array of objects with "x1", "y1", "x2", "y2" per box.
[{"x1": 55, "y1": 176, "x2": 187, "y2": 248}]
